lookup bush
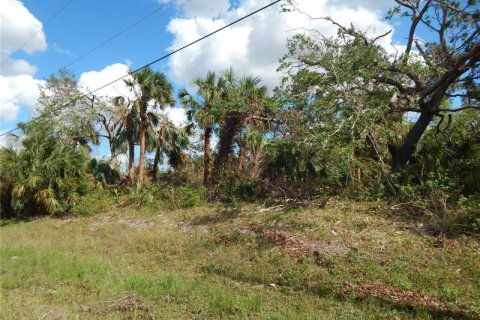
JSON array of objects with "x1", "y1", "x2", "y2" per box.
[
  {"x1": 158, "y1": 183, "x2": 207, "y2": 209},
  {"x1": 72, "y1": 189, "x2": 118, "y2": 217},
  {"x1": 394, "y1": 174, "x2": 479, "y2": 236},
  {"x1": 0, "y1": 133, "x2": 89, "y2": 217}
]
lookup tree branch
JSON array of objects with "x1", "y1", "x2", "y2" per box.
[
  {"x1": 437, "y1": 105, "x2": 480, "y2": 112},
  {"x1": 374, "y1": 76, "x2": 409, "y2": 93}
]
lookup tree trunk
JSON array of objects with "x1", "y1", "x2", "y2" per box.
[
  {"x1": 127, "y1": 113, "x2": 135, "y2": 182},
  {"x1": 213, "y1": 111, "x2": 246, "y2": 183},
  {"x1": 389, "y1": 111, "x2": 434, "y2": 169},
  {"x1": 203, "y1": 126, "x2": 212, "y2": 186},
  {"x1": 108, "y1": 137, "x2": 119, "y2": 169},
  {"x1": 152, "y1": 129, "x2": 163, "y2": 180},
  {"x1": 138, "y1": 103, "x2": 147, "y2": 186},
  {"x1": 237, "y1": 145, "x2": 244, "y2": 175}
]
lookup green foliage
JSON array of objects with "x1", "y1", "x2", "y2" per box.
[
  {"x1": 117, "y1": 178, "x2": 207, "y2": 210},
  {"x1": 87, "y1": 158, "x2": 121, "y2": 186},
  {"x1": 158, "y1": 183, "x2": 207, "y2": 209},
  {"x1": 214, "y1": 174, "x2": 264, "y2": 204},
  {"x1": 71, "y1": 188, "x2": 117, "y2": 217},
  {"x1": 0, "y1": 124, "x2": 89, "y2": 216}
]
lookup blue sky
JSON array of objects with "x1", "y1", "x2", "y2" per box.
[
  {"x1": 15, "y1": 0, "x2": 175, "y2": 79},
  {"x1": 2, "y1": 0, "x2": 412, "y2": 155}
]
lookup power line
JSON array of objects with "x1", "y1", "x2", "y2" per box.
[
  {"x1": 3, "y1": 0, "x2": 76, "y2": 104},
  {"x1": 3, "y1": 0, "x2": 174, "y2": 105},
  {"x1": 11, "y1": 0, "x2": 76, "y2": 54},
  {"x1": 1, "y1": 0, "x2": 282, "y2": 137},
  {"x1": 63, "y1": 0, "x2": 174, "y2": 69}
]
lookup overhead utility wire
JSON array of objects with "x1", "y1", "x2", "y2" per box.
[
  {"x1": 4, "y1": 0, "x2": 76, "y2": 104},
  {"x1": 12, "y1": 0, "x2": 76, "y2": 53},
  {"x1": 4, "y1": 0, "x2": 174, "y2": 104},
  {"x1": 1, "y1": 0, "x2": 282, "y2": 137},
  {"x1": 63, "y1": 0, "x2": 174, "y2": 69}
]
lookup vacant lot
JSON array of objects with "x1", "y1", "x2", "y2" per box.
[{"x1": 1, "y1": 200, "x2": 479, "y2": 319}]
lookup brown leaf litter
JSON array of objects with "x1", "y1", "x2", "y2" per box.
[
  {"x1": 343, "y1": 282, "x2": 470, "y2": 318},
  {"x1": 263, "y1": 229, "x2": 349, "y2": 259},
  {"x1": 82, "y1": 294, "x2": 155, "y2": 319},
  {"x1": 433, "y1": 232, "x2": 458, "y2": 248}
]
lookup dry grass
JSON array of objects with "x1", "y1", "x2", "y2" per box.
[{"x1": 1, "y1": 199, "x2": 479, "y2": 319}]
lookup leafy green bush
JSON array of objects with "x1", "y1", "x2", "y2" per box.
[
  {"x1": 0, "y1": 130, "x2": 89, "y2": 217},
  {"x1": 157, "y1": 183, "x2": 207, "y2": 209},
  {"x1": 395, "y1": 173, "x2": 479, "y2": 236},
  {"x1": 72, "y1": 189, "x2": 118, "y2": 217},
  {"x1": 88, "y1": 159, "x2": 121, "y2": 186}
]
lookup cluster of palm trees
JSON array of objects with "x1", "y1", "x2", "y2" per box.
[
  {"x1": 179, "y1": 68, "x2": 272, "y2": 186},
  {"x1": 92, "y1": 67, "x2": 273, "y2": 187},
  {"x1": 95, "y1": 67, "x2": 183, "y2": 186}
]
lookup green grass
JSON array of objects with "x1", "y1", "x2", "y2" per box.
[{"x1": 1, "y1": 199, "x2": 479, "y2": 319}]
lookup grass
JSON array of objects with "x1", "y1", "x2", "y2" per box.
[{"x1": 1, "y1": 199, "x2": 479, "y2": 319}]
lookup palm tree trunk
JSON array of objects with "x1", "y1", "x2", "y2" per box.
[
  {"x1": 237, "y1": 145, "x2": 244, "y2": 175},
  {"x1": 152, "y1": 128, "x2": 163, "y2": 180},
  {"x1": 128, "y1": 139, "x2": 135, "y2": 180},
  {"x1": 203, "y1": 126, "x2": 212, "y2": 186},
  {"x1": 138, "y1": 103, "x2": 147, "y2": 186},
  {"x1": 127, "y1": 114, "x2": 135, "y2": 182},
  {"x1": 213, "y1": 111, "x2": 247, "y2": 183},
  {"x1": 127, "y1": 113, "x2": 135, "y2": 182}
]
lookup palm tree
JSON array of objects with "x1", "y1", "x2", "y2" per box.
[
  {"x1": 124, "y1": 68, "x2": 174, "y2": 186},
  {"x1": 113, "y1": 96, "x2": 137, "y2": 182},
  {"x1": 179, "y1": 71, "x2": 225, "y2": 185},
  {"x1": 151, "y1": 114, "x2": 191, "y2": 179},
  {"x1": 213, "y1": 71, "x2": 269, "y2": 179}
]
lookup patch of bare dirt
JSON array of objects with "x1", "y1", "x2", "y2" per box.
[
  {"x1": 175, "y1": 221, "x2": 210, "y2": 234},
  {"x1": 117, "y1": 218, "x2": 154, "y2": 230},
  {"x1": 263, "y1": 229, "x2": 349, "y2": 259},
  {"x1": 343, "y1": 282, "x2": 469, "y2": 318},
  {"x1": 89, "y1": 216, "x2": 154, "y2": 230}
]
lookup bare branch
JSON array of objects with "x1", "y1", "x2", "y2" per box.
[
  {"x1": 372, "y1": 30, "x2": 393, "y2": 44},
  {"x1": 394, "y1": 0, "x2": 416, "y2": 11},
  {"x1": 404, "y1": 0, "x2": 431, "y2": 55},
  {"x1": 389, "y1": 107, "x2": 423, "y2": 113},
  {"x1": 437, "y1": 105, "x2": 480, "y2": 112},
  {"x1": 374, "y1": 76, "x2": 409, "y2": 93}
]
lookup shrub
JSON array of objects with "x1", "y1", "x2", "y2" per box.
[{"x1": 0, "y1": 133, "x2": 89, "y2": 217}]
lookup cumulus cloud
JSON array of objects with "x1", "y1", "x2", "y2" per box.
[
  {"x1": 78, "y1": 63, "x2": 134, "y2": 100},
  {"x1": 78, "y1": 63, "x2": 187, "y2": 125},
  {"x1": 0, "y1": 0, "x2": 47, "y2": 54},
  {"x1": 165, "y1": 0, "x2": 397, "y2": 90},
  {"x1": 0, "y1": 75, "x2": 44, "y2": 123},
  {"x1": 159, "y1": 0, "x2": 230, "y2": 18},
  {"x1": 0, "y1": 53, "x2": 37, "y2": 76},
  {"x1": 0, "y1": 0, "x2": 47, "y2": 123},
  {"x1": 161, "y1": 107, "x2": 187, "y2": 126}
]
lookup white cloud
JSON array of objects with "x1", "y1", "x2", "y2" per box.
[
  {"x1": 53, "y1": 43, "x2": 75, "y2": 57},
  {"x1": 161, "y1": 107, "x2": 187, "y2": 126},
  {"x1": 0, "y1": 53, "x2": 37, "y2": 76},
  {"x1": 165, "y1": 0, "x2": 397, "y2": 90},
  {"x1": 159, "y1": 0, "x2": 230, "y2": 18},
  {"x1": 0, "y1": 0, "x2": 47, "y2": 123},
  {"x1": 0, "y1": 0, "x2": 47, "y2": 54},
  {"x1": 0, "y1": 75, "x2": 44, "y2": 123},
  {"x1": 325, "y1": 0, "x2": 393, "y2": 11},
  {"x1": 78, "y1": 63, "x2": 135, "y2": 100}
]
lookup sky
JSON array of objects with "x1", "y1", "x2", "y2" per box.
[{"x1": 0, "y1": 0, "x2": 407, "y2": 155}]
